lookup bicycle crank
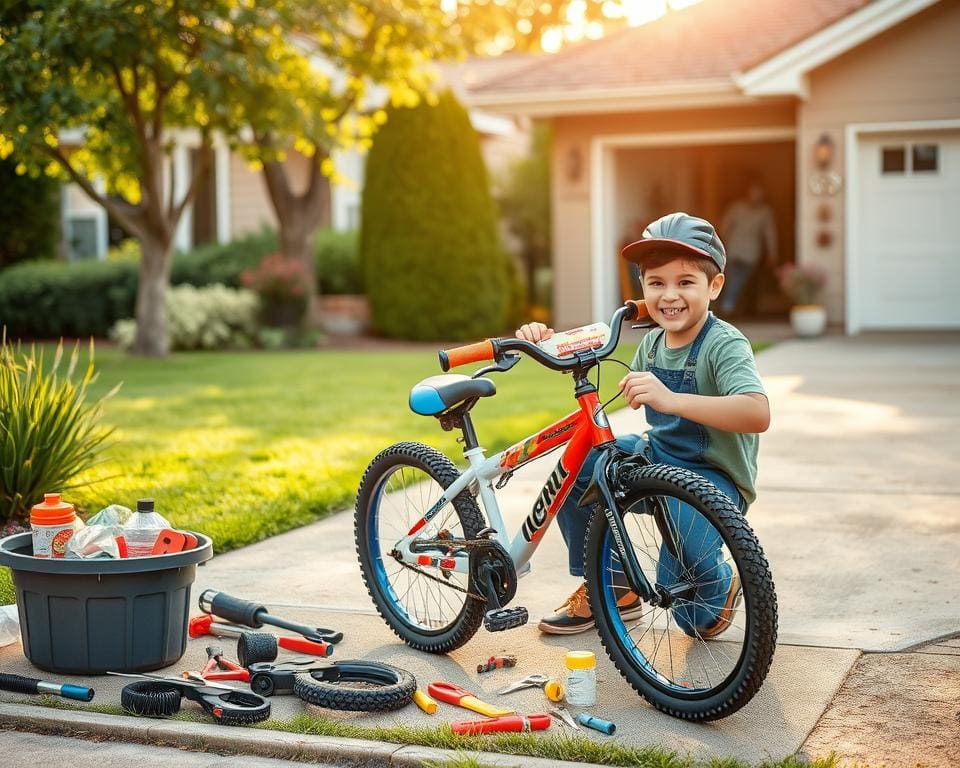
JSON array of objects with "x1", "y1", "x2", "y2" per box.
[{"x1": 469, "y1": 539, "x2": 528, "y2": 632}]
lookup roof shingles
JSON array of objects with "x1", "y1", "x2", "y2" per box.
[{"x1": 470, "y1": 0, "x2": 874, "y2": 95}]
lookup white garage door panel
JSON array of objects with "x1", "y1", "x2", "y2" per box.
[{"x1": 856, "y1": 131, "x2": 960, "y2": 329}]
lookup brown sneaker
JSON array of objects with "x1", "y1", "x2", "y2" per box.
[
  {"x1": 538, "y1": 583, "x2": 643, "y2": 635},
  {"x1": 698, "y1": 571, "x2": 742, "y2": 639}
]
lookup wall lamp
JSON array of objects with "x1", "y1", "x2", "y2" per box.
[{"x1": 814, "y1": 133, "x2": 834, "y2": 169}]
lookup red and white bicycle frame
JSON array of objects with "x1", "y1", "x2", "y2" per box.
[{"x1": 396, "y1": 388, "x2": 616, "y2": 574}]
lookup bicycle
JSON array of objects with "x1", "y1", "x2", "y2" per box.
[{"x1": 354, "y1": 300, "x2": 778, "y2": 720}]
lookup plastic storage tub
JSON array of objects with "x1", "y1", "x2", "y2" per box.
[{"x1": 0, "y1": 531, "x2": 212, "y2": 674}]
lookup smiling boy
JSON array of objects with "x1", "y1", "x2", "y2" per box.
[{"x1": 517, "y1": 212, "x2": 770, "y2": 635}]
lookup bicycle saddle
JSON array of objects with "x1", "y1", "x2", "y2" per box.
[{"x1": 409, "y1": 374, "x2": 496, "y2": 416}]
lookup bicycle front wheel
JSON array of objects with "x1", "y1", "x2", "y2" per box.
[
  {"x1": 584, "y1": 463, "x2": 777, "y2": 721},
  {"x1": 355, "y1": 441, "x2": 486, "y2": 653}
]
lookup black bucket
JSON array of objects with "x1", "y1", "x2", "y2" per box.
[{"x1": 0, "y1": 532, "x2": 212, "y2": 674}]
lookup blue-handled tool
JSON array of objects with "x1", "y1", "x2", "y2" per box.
[
  {"x1": 575, "y1": 712, "x2": 616, "y2": 735},
  {"x1": 0, "y1": 672, "x2": 94, "y2": 702}
]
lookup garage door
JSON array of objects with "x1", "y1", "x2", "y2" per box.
[{"x1": 855, "y1": 130, "x2": 960, "y2": 329}]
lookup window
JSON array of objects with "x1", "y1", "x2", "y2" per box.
[
  {"x1": 881, "y1": 146, "x2": 905, "y2": 174},
  {"x1": 67, "y1": 217, "x2": 99, "y2": 260},
  {"x1": 912, "y1": 144, "x2": 939, "y2": 173}
]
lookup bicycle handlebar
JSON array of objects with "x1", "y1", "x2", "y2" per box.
[{"x1": 439, "y1": 299, "x2": 650, "y2": 373}]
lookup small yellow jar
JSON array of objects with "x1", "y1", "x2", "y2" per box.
[{"x1": 564, "y1": 650, "x2": 596, "y2": 706}]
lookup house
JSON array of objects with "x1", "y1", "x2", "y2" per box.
[
  {"x1": 463, "y1": 0, "x2": 960, "y2": 333},
  {"x1": 62, "y1": 58, "x2": 531, "y2": 263}
]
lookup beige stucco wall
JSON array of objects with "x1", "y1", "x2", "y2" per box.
[
  {"x1": 551, "y1": 102, "x2": 796, "y2": 328},
  {"x1": 228, "y1": 152, "x2": 312, "y2": 239},
  {"x1": 800, "y1": 0, "x2": 960, "y2": 324}
]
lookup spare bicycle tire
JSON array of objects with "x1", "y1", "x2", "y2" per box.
[
  {"x1": 293, "y1": 660, "x2": 416, "y2": 712},
  {"x1": 120, "y1": 681, "x2": 182, "y2": 718}
]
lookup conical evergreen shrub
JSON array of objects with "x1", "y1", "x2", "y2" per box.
[{"x1": 360, "y1": 90, "x2": 511, "y2": 340}]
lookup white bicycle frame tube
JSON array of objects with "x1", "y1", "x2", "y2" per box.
[{"x1": 394, "y1": 444, "x2": 544, "y2": 573}]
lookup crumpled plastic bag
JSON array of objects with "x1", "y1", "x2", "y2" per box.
[
  {"x1": 65, "y1": 504, "x2": 133, "y2": 559},
  {"x1": 0, "y1": 604, "x2": 20, "y2": 647}
]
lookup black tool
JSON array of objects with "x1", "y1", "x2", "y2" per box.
[
  {"x1": 108, "y1": 671, "x2": 270, "y2": 725},
  {"x1": 0, "y1": 672, "x2": 94, "y2": 702},
  {"x1": 198, "y1": 589, "x2": 343, "y2": 645}
]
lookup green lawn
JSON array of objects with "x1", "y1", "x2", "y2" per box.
[
  {"x1": 1, "y1": 337, "x2": 643, "y2": 602},
  {"x1": 1, "y1": 331, "x2": 772, "y2": 605}
]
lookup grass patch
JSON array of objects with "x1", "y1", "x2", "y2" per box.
[
  {"x1": 0, "y1": 335, "x2": 772, "y2": 606},
  {"x1": 20, "y1": 697, "x2": 847, "y2": 768}
]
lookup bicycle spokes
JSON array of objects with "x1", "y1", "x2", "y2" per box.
[{"x1": 602, "y1": 495, "x2": 747, "y2": 694}]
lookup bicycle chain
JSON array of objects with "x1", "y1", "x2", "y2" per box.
[{"x1": 389, "y1": 537, "x2": 498, "y2": 603}]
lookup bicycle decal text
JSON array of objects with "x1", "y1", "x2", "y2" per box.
[{"x1": 521, "y1": 460, "x2": 570, "y2": 542}]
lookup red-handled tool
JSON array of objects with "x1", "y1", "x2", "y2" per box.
[
  {"x1": 451, "y1": 713, "x2": 552, "y2": 735},
  {"x1": 188, "y1": 615, "x2": 333, "y2": 658},
  {"x1": 427, "y1": 682, "x2": 513, "y2": 717}
]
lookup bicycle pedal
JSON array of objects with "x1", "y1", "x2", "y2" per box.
[{"x1": 483, "y1": 607, "x2": 529, "y2": 632}]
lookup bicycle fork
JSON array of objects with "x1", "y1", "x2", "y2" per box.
[{"x1": 579, "y1": 448, "x2": 692, "y2": 611}]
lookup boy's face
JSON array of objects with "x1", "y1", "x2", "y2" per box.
[{"x1": 641, "y1": 258, "x2": 725, "y2": 342}]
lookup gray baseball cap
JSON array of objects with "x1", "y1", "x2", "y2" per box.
[{"x1": 621, "y1": 212, "x2": 726, "y2": 272}]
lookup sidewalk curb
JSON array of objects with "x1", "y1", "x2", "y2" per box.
[{"x1": 0, "y1": 702, "x2": 604, "y2": 768}]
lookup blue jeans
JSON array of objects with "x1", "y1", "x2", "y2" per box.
[
  {"x1": 555, "y1": 435, "x2": 747, "y2": 632},
  {"x1": 718, "y1": 260, "x2": 754, "y2": 314}
]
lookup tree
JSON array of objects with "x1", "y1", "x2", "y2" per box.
[
  {"x1": 360, "y1": 89, "x2": 511, "y2": 340},
  {"x1": 0, "y1": 1, "x2": 454, "y2": 354},
  {"x1": 495, "y1": 122, "x2": 551, "y2": 305},
  {"x1": 237, "y1": 2, "x2": 457, "y2": 317}
]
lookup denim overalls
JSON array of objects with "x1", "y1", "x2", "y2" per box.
[{"x1": 557, "y1": 313, "x2": 743, "y2": 634}]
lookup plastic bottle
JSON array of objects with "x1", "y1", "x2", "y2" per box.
[
  {"x1": 30, "y1": 493, "x2": 78, "y2": 558},
  {"x1": 122, "y1": 499, "x2": 170, "y2": 557},
  {"x1": 564, "y1": 650, "x2": 597, "y2": 706}
]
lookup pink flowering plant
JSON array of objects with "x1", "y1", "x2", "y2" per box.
[
  {"x1": 241, "y1": 253, "x2": 311, "y2": 327},
  {"x1": 777, "y1": 262, "x2": 827, "y2": 306}
]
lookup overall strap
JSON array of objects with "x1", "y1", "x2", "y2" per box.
[
  {"x1": 646, "y1": 328, "x2": 667, "y2": 365},
  {"x1": 683, "y1": 313, "x2": 717, "y2": 371}
]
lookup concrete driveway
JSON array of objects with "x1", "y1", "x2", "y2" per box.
[{"x1": 2, "y1": 330, "x2": 958, "y2": 765}]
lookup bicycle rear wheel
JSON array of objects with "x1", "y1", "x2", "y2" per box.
[
  {"x1": 355, "y1": 441, "x2": 486, "y2": 653},
  {"x1": 584, "y1": 463, "x2": 777, "y2": 721}
]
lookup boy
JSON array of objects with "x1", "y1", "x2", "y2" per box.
[{"x1": 516, "y1": 212, "x2": 770, "y2": 635}]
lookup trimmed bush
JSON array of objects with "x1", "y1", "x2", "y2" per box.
[
  {"x1": 0, "y1": 259, "x2": 139, "y2": 338},
  {"x1": 171, "y1": 228, "x2": 278, "y2": 288},
  {"x1": 110, "y1": 284, "x2": 259, "y2": 351},
  {"x1": 0, "y1": 157, "x2": 61, "y2": 268},
  {"x1": 0, "y1": 335, "x2": 116, "y2": 525},
  {"x1": 315, "y1": 228, "x2": 361, "y2": 295},
  {"x1": 360, "y1": 90, "x2": 511, "y2": 340}
]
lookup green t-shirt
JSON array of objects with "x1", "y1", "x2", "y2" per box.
[{"x1": 629, "y1": 318, "x2": 766, "y2": 504}]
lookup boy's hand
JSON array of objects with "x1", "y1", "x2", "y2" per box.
[
  {"x1": 515, "y1": 322, "x2": 554, "y2": 343},
  {"x1": 619, "y1": 372, "x2": 678, "y2": 413}
]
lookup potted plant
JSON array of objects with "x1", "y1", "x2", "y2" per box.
[
  {"x1": 241, "y1": 253, "x2": 311, "y2": 334},
  {"x1": 777, "y1": 262, "x2": 828, "y2": 337},
  {"x1": 314, "y1": 229, "x2": 368, "y2": 335}
]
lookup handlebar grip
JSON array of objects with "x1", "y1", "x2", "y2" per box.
[
  {"x1": 624, "y1": 299, "x2": 650, "y2": 321},
  {"x1": 438, "y1": 339, "x2": 495, "y2": 371},
  {"x1": 199, "y1": 589, "x2": 264, "y2": 628}
]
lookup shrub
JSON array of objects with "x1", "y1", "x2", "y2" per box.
[
  {"x1": 0, "y1": 157, "x2": 61, "y2": 268},
  {"x1": 315, "y1": 228, "x2": 361, "y2": 295},
  {"x1": 0, "y1": 334, "x2": 117, "y2": 525},
  {"x1": 241, "y1": 253, "x2": 311, "y2": 328},
  {"x1": 0, "y1": 259, "x2": 139, "y2": 338},
  {"x1": 110, "y1": 284, "x2": 259, "y2": 352},
  {"x1": 360, "y1": 90, "x2": 511, "y2": 340},
  {"x1": 171, "y1": 228, "x2": 278, "y2": 288}
]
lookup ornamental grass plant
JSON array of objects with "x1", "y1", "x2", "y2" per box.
[{"x1": 0, "y1": 332, "x2": 118, "y2": 525}]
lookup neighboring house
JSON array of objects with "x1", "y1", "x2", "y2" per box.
[
  {"x1": 464, "y1": 0, "x2": 960, "y2": 333},
  {"x1": 62, "y1": 57, "x2": 531, "y2": 262}
]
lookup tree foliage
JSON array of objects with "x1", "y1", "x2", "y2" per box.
[
  {"x1": 360, "y1": 89, "x2": 511, "y2": 340},
  {"x1": 0, "y1": 155, "x2": 60, "y2": 267},
  {"x1": 0, "y1": 1, "x2": 458, "y2": 353}
]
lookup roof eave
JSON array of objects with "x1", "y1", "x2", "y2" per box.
[
  {"x1": 465, "y1": 79, "x2": 760, "y2": 117},
  {"x1": 735, "y1": 0, "x2": 941, "y2": 97}
]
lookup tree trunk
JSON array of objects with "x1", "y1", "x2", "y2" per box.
[{"x1": 134, "y1": 233, "x2": 175, "y2": 357}]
